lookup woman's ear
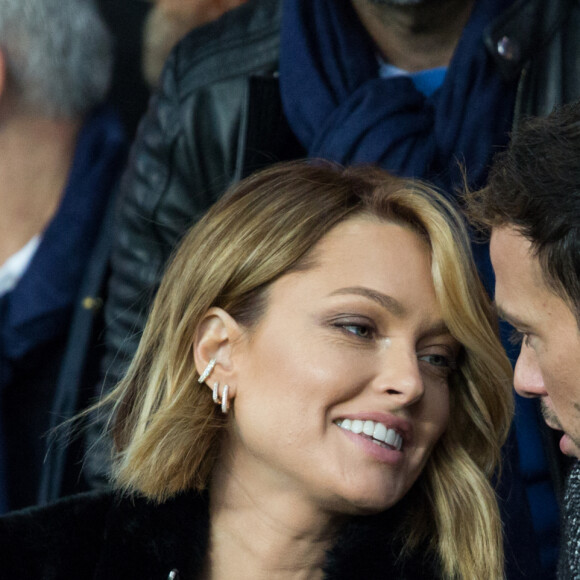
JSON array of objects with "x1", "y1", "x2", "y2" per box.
[{"x1": 193, "y1": 307, "x2": 243, "y2": 395}]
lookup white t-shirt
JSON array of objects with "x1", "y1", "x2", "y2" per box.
[
  {"x1": 0, "y1": 236, "x2": 41, "y2": 297},
  {"x1": 378, "y1": 60, "x2": 447, "y2": 98}
]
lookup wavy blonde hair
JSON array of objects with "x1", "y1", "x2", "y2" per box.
[{"x1": 104, "y1": 161, "x2": 512, "y2": 579}]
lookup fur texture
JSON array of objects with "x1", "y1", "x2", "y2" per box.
[{"x1": 0, "y1": 489, "x2": 437, "y2": 579}]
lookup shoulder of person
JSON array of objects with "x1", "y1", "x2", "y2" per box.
[
  {"x1": 0, "y1": 490, "x2": 115, "y2": 577},
  {"x1": 170, "y1": 0, "x2": 282, "y2": 95}
]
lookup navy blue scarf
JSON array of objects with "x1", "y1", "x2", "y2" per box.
[{"x1": 280, "y1": 0, "x2": 517, "y2": 193}]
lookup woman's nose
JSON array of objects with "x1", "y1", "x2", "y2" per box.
[{"x1": 374, "y1": 347, "x2": 424, "y2": 406}]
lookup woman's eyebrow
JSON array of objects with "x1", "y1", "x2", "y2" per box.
[
  {"x1": 329, "y1": 286, "x2": 406, "y2": 317},
  {"x1": 330, "y1": 286, "x2": 453, "y2": 338}
]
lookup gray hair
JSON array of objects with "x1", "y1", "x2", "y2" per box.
[{"x1": 0, "y1": 0, "x2": 113, "y2": 118}]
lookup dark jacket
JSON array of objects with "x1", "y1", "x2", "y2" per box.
[{"x1": 0, "y1": 489, "x2": 438, "y2": 579}]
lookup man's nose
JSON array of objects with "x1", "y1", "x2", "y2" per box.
[{"x1": 513, "y1": 343, "x2": 547, "y2": 398}]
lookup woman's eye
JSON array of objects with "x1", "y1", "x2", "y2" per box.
[
  {"x1": 419, "y1": 354, "x2": 449, "y2": 367},
  {"x1": 336, "y1": 322, "x2": 375, "y2": 339},
  {"x1": 418, "y1": 353, "x2": 457, "y2": 376},
  {"x1": 344, "y1": 324, "x2": 371, "y2": 338}
]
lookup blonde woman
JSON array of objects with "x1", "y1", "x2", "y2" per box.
[{"x1": 0, "y1": 162, "x2": 512, "y2": 579}]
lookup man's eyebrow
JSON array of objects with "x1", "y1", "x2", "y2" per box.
[
  {"x1": 330, "y1": 287, "x2": 406, "y2": 317},
  {"x1": 495, "y1": 303, "x2": 533, "y2": 330}
]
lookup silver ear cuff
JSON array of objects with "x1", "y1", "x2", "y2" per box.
[{"x1": 198, "y1": 358, "x2": 217, "y2": 383}]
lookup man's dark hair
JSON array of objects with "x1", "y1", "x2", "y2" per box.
[{"x1": 466, "y1": 100, "x2": 580, "y2": 314}]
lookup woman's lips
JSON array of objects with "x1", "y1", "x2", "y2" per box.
[{"x1": 335, "y1": 418, "x2": 403, "y2": 451}]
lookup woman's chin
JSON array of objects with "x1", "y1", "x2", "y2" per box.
[{"x1": 318, "y1": 484, "x2": 409, "y2": 517}]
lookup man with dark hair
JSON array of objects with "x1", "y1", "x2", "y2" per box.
[{"x1": 466, "y1": 100, "x2": 580, "y2": 578}]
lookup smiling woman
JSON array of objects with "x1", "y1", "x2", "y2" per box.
[{"x1": 0, "y1": 161, "x2": 513, "y2": 579}]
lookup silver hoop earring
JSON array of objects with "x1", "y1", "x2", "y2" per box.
[
  {"x1": 221, "y1": 384, "x2": 229, "y2": 414},
  {"x1": 212, "y1": 382, "x2": 220, "y2": 404},
  {"x1": 198, "y1": 358, "x2": 216, "y2": 383}
]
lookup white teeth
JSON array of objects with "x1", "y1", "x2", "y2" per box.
[
  {"x1": 373, "y1": 422, "x2": 387, "y2": 441},
  {"x1": 336, "y1": 419, "x2": 403, "y2": 451},
  {"x1": 363, "y1": 420, "x2": 374, "y2": 436}
]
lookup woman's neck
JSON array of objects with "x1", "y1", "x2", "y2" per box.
[{"x1": 202, "y1": 461, "x2": 342, "y2": 580}]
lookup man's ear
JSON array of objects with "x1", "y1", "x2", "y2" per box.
[{"x1": 193, "y1": 307, "x2": 243, "y2": 394}]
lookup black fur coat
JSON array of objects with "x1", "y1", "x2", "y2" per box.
[{"x1": 0, "y1": 489, "x2": 438, "y2": 579}]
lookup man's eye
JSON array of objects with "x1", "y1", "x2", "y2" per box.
[
  {"x1": 509, "y1": 329, "x2": 523, "y2": 345},
  {"x1": 509, "y1": 329, "x2": 531, "y2": 347}
]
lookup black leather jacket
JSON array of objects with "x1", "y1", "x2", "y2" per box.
[{"x1": 101, "y1": 1, "x2": 288, "y2": 391}]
